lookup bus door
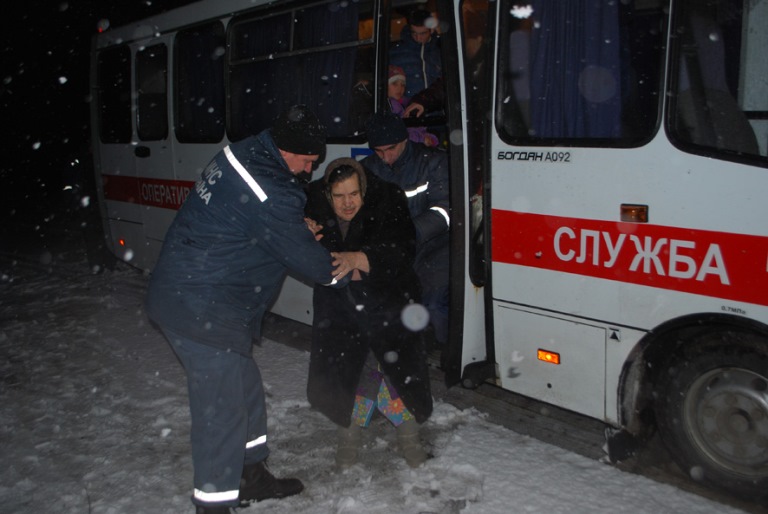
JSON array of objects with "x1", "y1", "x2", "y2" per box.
[
  {"x1": 94, "y1": 34, "x2": 177, "y2": 271},
  {"x1": 132, "y1": 35, "x2": 179, "y2": 269},
  {"x1": 142, "y1": 20, "x2": 230, "y2": 267},
  {"x1": 94, "y1": 43, "x2": 142, "y2": 267}
]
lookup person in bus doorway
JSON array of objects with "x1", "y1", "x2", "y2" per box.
[
  {"x1": 145, "y1": 105, "x2": 352, "y2": 514},
  {"x1": 304, "y1": 158, "x2": 433, "y2": 469},
  {"x1": 390, "y1": 8, "x2": 443, "y2": 99},
  {"x1": 387, "y1": 64, "x2": 440, "y2": 147},
  {"x1": 361, "y1": 112, "x2": 450, "y2": 351}
]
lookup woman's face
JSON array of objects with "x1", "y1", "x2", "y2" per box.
[
  {"x1": 330, "y1": 174, "x2": 363, "y2": 222},
  {"x1": 388, "y1": 79, "x2": 405, "y2": 100}
]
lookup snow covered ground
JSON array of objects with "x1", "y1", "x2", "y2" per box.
[{"x1": 0, "y1": 224, "x2": 760, "y2": 514}]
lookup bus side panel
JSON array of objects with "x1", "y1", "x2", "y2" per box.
[{"x1": 493, "y1": 302, "x2": 607, "y2": 420}]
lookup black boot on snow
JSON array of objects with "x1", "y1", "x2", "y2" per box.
[
  {"x1": 239, "y1": 461, "x2": 304, "y2": 504},
  {"x1": 195, "y1": 504, "x2": 232, "y2": 514}
]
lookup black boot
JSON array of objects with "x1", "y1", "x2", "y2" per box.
[
  {"x1": 195, "y1": 504, "x2": 233, "y2": 514},
  {"x1": 240, "y1": 461, "x2": 304, "y2": 504}
]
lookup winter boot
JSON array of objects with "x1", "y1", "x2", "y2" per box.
[
  {"x1": 239, "y1": 461, "x2": 304, "y2": 504},
  {"x1": 195, "y1": 504, "x2": 232, "y2": 514},
  {"x1": 335, "y1": 423, "x2": 362, "y2": 468},
  {"x1": 396, "y1": 419, "x2": 428, "y2": 468}
]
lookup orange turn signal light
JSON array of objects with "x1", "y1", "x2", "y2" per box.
[
  {"x1": 537, "y1": 349, "x2": 560, "y2": 365},
  {"x1": 620, "y1": 204, "x2": 648, "y2": 223},
  {"x1": 118, "y1": 238, "x2": 126, "y2": 246}
]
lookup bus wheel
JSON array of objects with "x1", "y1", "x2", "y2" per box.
[{"x1": 655, "y1": 330, "x2": 768, "y2": 500}]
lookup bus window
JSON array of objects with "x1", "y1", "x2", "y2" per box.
[
  {"x1": 230, "y1": 12, "x2": 291, "y2": 60},
  {"x1": 174, "y1": 22, "x2": 226, "y2": 144},
  {"x1": 228, "y1": 0, "x2": 374, "y2": 141},
  {"x1": 97, "y1": 46, "x2": 132, "y2": 144},
  {"x1": 136, "y1": 43, "x2": 168, "y2": 141},
  {"x1": 497, "y1": 0, "x2": 664, "y2": 145},
  {"x1": 668, "y1": 0, "x2": 766, "y2": 162}
]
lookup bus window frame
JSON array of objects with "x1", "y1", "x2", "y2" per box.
[
  {"x1": 173, "y1": 20, "x2": 227, "y2": 145},
  {"x1": 97, "y1": 45, "x2": 132, "y2": 145},
  {"x1": 225, "y1": 0, "x2": 376, "y2": 143},
  {"x1": 135, "y1": 42, "x2": 169, "y2": 142},
  {"x1": 664, "y1": 0, "x2": 768, "y2": 169}
]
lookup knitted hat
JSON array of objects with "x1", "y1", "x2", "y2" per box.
[
  {"x1": 271, "y1": 105, "x2": 326, "y2": 155},
  {"x1": 388, "y1": 65, "x2": 406, "y2": 84},
  {"x1": 365, "y1": 111, "x2": 408, "y2": 148}
]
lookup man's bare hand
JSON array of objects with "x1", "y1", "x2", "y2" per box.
[{"x1": 305, "y1": 217, "x2": 323, "y2": 241}]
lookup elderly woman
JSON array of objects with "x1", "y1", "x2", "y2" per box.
[{"x1": 304, "y1": 157, "x2": 433, "y2": 468}]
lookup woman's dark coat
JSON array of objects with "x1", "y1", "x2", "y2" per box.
[{"x1": 304, "y1": 169, "x2": 433, "y2": 427}]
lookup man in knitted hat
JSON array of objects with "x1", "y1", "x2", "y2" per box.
[
  {"x1": 362, "y1": 111, "x2": 450, "y2": 352},
  {"x1": 146, "y1": 105, "x2": 351, "y2": 514}
]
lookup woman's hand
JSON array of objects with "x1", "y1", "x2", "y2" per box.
[{"x1": 331, "y1": 251, "x2": 370, "y2": 281}]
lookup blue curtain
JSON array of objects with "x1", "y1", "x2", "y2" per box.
[
  {"x1": 529, "y1": 0, "x2": 622, "y2": 138},
  {"x1": 234, "y1": 2, "x2": 359, "y2": 137},
  {"x1": 296, "y1": 3, "x2": 360, "y2": 136}
]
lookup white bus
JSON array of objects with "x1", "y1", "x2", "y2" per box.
[{"x1": 90, "y1": 0, "x2": 768, "y2": 499}]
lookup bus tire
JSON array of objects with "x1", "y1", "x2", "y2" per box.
[{"x1": 654, "y1": 330, "x2": 768, "y2": 500}]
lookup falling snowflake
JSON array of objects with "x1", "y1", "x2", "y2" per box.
[
  {"x1": 510, "y1": 5, "x2": 534, "y2": 19},
  {"x1": 401, "y1": 303, "x2": 429, "y2": 332}
]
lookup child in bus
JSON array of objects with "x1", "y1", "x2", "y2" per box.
[{"x1": 387, "y1": 65, "x2": 439, "y2": 147}]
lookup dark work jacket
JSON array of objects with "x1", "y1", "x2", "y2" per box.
[
  {"x1": 390, "y1": 25, "x2": 442, "y2": 98},
  {"x1": 304, "y1": 170, "x2": 433, "y2": 426},
  {"x1": 362, "y1": 141, "x2": 450, "y2": 274},
  {"x1": 145, "y1": 131, "x2": 348, "y2": 356}
]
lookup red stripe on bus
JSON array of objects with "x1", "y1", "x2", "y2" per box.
[
  {"x1": 491, "y1": 210, "x2": 768, "y2": 307},
  {"x1": 102, "y1": 175, "x2": 195, "y2": 211}
]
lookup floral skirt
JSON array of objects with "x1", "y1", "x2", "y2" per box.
[{"x1": 351, "y1": 352, "x2": 414, "y2": 427}]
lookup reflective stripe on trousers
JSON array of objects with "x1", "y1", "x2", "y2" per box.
[{"x1": 161, "y1": 329, "x2": 270, "y2": 506}]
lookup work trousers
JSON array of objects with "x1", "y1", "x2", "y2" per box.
[
  {"x1": 415, "y1": 238, "x2": 450, "y2": 346},
  {"x1": 163, "y1": 329, "x2": 270, "y2": 507}
]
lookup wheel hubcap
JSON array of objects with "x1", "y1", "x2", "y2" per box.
[{"x1": 683, "y1": 367, "x2": 768, "y2": 477}]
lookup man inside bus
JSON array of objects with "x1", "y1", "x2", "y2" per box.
[
  {"x1": 145, "y1": 105, "x2": 352, "y2": 514},
  {"x1": 390, "y1": 8, "x2": 443, "y2": 99},
  {"x1": 362, "y1": 111, "x2": 450, "y2": 350}
]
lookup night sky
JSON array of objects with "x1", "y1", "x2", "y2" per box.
[{"x1": 1, "y1": 0, "x2": 194, "y2": 228}]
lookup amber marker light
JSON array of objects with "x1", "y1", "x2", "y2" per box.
[
  {"x1": 620, "y1": 203, "x2": 648, "y2": 223},
  {"x1": 119, "y1": 238, "x2": 126, "y2": 246},
  {"x1": 537, "y1": 349, "x2": 561, "y2": 365}
]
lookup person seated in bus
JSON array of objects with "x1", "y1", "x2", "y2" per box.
[
  {"x1": 304, "y1": 157, "x2": 433, "y2": 469},
  {"x1": 390, "y1": 8, "x2": 443, "y2": 99},
  {"x1": 146, "y1": 105, "x2": 352, "y2": 514},
  {"x1": 362, "y1": 111, "x2": 450, "y2": 350},
  {"x1": 387, "y1": 64, "x2": 439, "y2": 147}
]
